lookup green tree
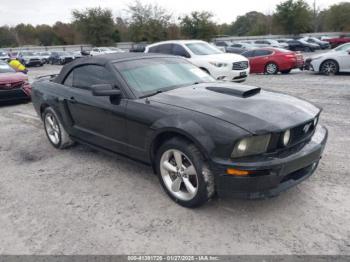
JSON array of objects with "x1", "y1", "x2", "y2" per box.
[
  {"x1": 274, "y1": 0, "x2": 313, "y2": 34},
  {"x1": 53, "y1": 22, "x2": 79, "y2": 45},
  {"x1": 180, "y1": 11, "x2": 217, "y2": 41},
  {"x1": 36, "y1": 25, "x2": 57, "y2": 46},
  {"x1": 323, "y1": 2, "x2": 350, "y2": 31},
  {"x1": 14, "y1": 23, "x2": 37, "y2": 45},
  {"x1": 127, "y1": 0, "x2": 171, "y2": 42},
  {"x1": 231, "y1": 11, "x2": 270, "y2": 36},
  {"x1": 0, "y1": 26, "x2": 17, "y2": 47},
  {"x1": 72, "y1": 7, "x2": 116, "y2": 46}
]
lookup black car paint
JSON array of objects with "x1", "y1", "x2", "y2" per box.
[{"x1": 31, "y1": 53, "x2": 328, "y2": 198}]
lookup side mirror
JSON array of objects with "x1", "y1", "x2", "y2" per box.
[{"x1": 91, "y1": 84, "x2": 121, "y2": 97}]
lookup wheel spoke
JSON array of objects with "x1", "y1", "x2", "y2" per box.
[
  {"x1": 163, "y1": 161, "x2": 177, "y2": 173},
  {"x1": 183, "y1": 177, "x2": 196, "y2": 195},
  {"x1": 171, "y1": 177, "x2": 182, "y2": 192},
  {"x1": 183, "y1": 165, "x2": 196, "y2": 176},
  {"x1": 47, "y1": 116, "x2": 54, "y2": 127},
  {"x1": 173, "y1": 151, "x2": 182, "y2": 169}
]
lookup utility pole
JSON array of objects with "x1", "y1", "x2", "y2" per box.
[{"x1": 313, "y1": 0, "x2": 317, "y2": 32}]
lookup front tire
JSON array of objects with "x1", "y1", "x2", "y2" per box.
[
  {"x1": 156, "y1": 137, "x2": 215, "y2": 208},
  {"x1": 43, "y1": 107, "x2": 74, "y2": 149},
  {"x1": 320, "y1": 60, "x2": 339, "y2": 75}
]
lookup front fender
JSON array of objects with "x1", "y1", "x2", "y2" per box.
[{"x1": 147, "y1": 116, "x2": 216, "y2": 160}]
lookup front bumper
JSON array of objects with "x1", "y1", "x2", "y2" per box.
[
  {"x1": 211, "y1": 67, "x2": 250, "y2": 82},
  {"x1": 211, "y1": 125, "x2": 328, "y2": 199},
  {"x1": 0, "y1": 87, "x2": 30, "y2": 102}
]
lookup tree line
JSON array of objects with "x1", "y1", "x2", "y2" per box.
[{"x1": 0, "y1": 0, "x2": 349, "y2": 48}]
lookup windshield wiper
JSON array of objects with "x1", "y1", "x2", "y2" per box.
[{"x1": 140, "y1": 90, "x2": 163, "y2": 98}]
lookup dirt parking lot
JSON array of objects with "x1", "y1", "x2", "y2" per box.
[{"x1": 0, "y1": 64, "x2": 349, "y2": 255}]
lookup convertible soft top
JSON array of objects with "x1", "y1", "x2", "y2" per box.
[{"x1": 54, "y1": 52, "x2": 169, "y2": 84}]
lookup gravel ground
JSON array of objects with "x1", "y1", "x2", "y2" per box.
[{"x1": 0, "y1": 63, "x2": 349, "y2": 255}]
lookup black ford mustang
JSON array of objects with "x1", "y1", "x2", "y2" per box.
[{"x1": 31, "y1": 53, "x2": 328, "y2": 207}]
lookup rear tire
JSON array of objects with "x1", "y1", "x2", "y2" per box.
[
  {"x1": 43, "y1": 107, "x2": 74, "y2": 149},
  {"x1": 265, "y1": 62, "x2": 278, "y2": 75},
  {"x1": 155, "y1": 137, "x2": 215, "y2": 208}
]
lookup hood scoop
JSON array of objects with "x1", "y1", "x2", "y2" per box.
[{"x1": 206, "y1": 85, "x2": 261, "y2": 98}]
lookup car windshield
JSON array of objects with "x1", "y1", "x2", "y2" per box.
[
  {"x1": 334, "y1": 43, "x2": 350, "y2": 51},
  {"x1": 0, "y1": 62, "x2": 16, "y2": 73},
  {"x1": 299, "y1": 40, "x2": 309, "y2": 45},
  {"x1": 185, "y1": 42, "x2": 222, "y2": 55},
  {"x1": 115, "y1": 58, "x2": 215, "y2": 97}
]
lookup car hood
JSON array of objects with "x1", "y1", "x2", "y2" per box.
[
  {"x1": 149, "y1": 83, "x2": 319, "y2": 134},
  {"x1": 194, "y1": 53, "x2": 248, "y2": 63},
  {"x1": 0, "y1": 72, "x2": 27, "y2": 84}
]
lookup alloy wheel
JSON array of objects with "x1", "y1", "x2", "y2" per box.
[
  {"x1": 266, "y1": 63, "x2": 278, "y2": 74},
  {"x1": 321, "y1": 61, "x2": 337, "y2": 75},
  {"x1": 160, "y1": 149, "x2": 198, "y2": 201},
  {"x1": 44, "y1": 113, "x2": 61, "y2": 145}
]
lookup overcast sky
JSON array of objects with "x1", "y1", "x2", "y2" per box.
[{"x1": 0, "y1": 0, "x2": 345, "y2": 26}]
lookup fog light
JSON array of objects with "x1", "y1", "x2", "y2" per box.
[{"x1": 282, "y1": 129, "x2": 291, "y2": 146}]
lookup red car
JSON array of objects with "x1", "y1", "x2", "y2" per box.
[
  {"x1": 242, "y1": 48, "x2": 304, "y2": 75},
  {"x1": 0, "y1": 61, "x2": 31, "y2": 102},
  {"x1": 327, "y1": 36, "x2": 350, "y2": 48}
]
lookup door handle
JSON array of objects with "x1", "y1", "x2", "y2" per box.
[{"x1": 69, "y1": 97, "x2": 77, "y2": 104}]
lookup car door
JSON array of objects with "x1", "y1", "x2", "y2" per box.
[
  {"x1": 253, "y1": 50, "x2": 274, "y2": 72},
  {"x1": 62, "y1": 64, "x2": 128, "y2": 153},
  {"x1": 336, "y1": 50, "x2": 350, "y2": 72}
]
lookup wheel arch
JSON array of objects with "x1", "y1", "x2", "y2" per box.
[
  {"x1": 149, "y1": 128, "x2": 212, "y2": 173},
  {"x1": 320, "y1": 59, "x2": 339, "y2": 73}
]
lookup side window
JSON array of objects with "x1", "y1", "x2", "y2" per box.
[
  {"x1": 242, "y1": 50, "x2": 254, "y2": 58},
  {"x1": 232, "y1": 44, "x2": 242, "y2": 48},
  {"x1": 254, "y1": 50, "x2": 272, "y2": 56},
  {"x1": 148, "y1": 46, "x2": 159, "y2": 53},
  {"x1": 63, "y1": 71, "x2": 74, "y2": 87},
  {"x1": 156, "y1": 44, "x2": 172, "y2": 54},
  {"x1": 216, "y1": 42, "x2": 226, "y2": 47},
  {"x1": 172, "y1": 44, "x2": 190, "y2": 58},
  {"x1": 65, "y1": 65, "x2": 115, "y2": 89}
]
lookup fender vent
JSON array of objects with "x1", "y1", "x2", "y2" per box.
[{"x1": 206, "y1": 85, "x2": 261, "y2": 98}]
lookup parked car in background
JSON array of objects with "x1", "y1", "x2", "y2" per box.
[
  {"x1": 17, "y1": 51, "x2": 43, "y2": 67},
  {"x1": 0, "y1": 60, "x2": 31, "y2": 102},
  {"x1": 301, "y1": 37, "x2": 330, "y2": 49},
  {"x1": 37, "y1": 51, "x2": 51, "y2": 64},
  {"x1": 304, "y1": 46, "x2": 350, "y2": 75},
  {"x1": 145, "y1": 40, "x2": 250, "y2": 82},
  {"x1": 287, "y1": 40, "x2": 318, "y2": 52},
  {"x1": 90, "y1": 47, "x2": 124, "y2": 56},
  {"x1": 326, "y1": 36, "x2": 350, "y2": 48},
  {"x1": 31, "y1": 53, "x2": 327, "y2": 207},
  {"x1": 8, "y1": 52, "x2": 24, "y2": 64},
  {"x1": 242, "y1": 48, "x2": 304, "y2": 74},
  {"x1": 129, "y1": 43, "x2": 148, "y2": 52},
  {"x1": 0, "y1": 50, "x2": 10, "y2": 61},
  {"x1": 48, "y1": 51, "x2": 75, "y2": 65},
  {"x1": 218, "y1": 42, "x2": 255, "y2": 54},
  {"x1": 254, "y1": 39, "x2": 289, "y2": 49}
]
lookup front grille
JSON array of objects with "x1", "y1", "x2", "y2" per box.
[
  {"x1": 0, "y1": 81, "x2": 24, "y2": 90},
  {"x1": 232, "y1": 61, "x2": 249, "y2": 70},
  {"x1": 267, "y1": 119, "x2": 316, "y2": 155}
]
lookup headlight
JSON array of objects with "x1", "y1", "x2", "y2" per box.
[
  {"x1": 282, "y1": 129, "x2": 291, "y2": 146},
  {"x1": 313, "y1": 116, "x2": 318, "y2": 127},
  {"x1": 209, "y1": 61, "x2": 228, "y2": 67},
  {"x1": 312, "y1": 56, "x2": 322, "y2": 60},
  {"x1": 231, "y1": 134, "x2": 271, "y2": 158}
]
